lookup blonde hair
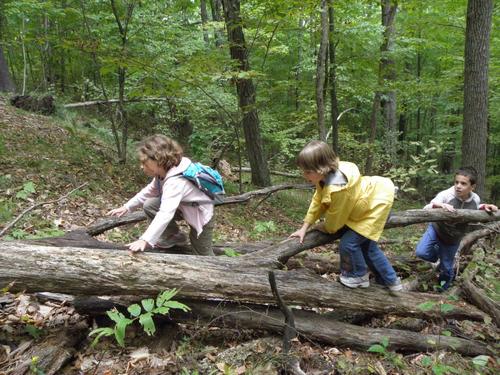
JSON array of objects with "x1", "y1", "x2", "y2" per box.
[
  {"x1": 137, "y1": 134, "x2": 183, "y2": 171},
  {"x1": 297, "y1": 140, "x2": 339, "y2": 175}
]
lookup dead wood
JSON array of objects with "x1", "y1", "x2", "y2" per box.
[
  {"x1": 459, "y1": 248, "x2": 500, "y2": 327},
  {"x1": 55, "y1": 295, "x2": 491, "y2": 356},
  {"x1": 84, "y1": 207, "x2": 500, "y2": 237},
  {"x1": 0, "y1": 240, "x2": 485, "y2": 321},
  {"x1": 461, "y1": 279, "x2": 500, "y2": 327},
  {"x1": 1, "y1": 321, "x2": 88, "y2": 375},
  {"x1": 232, "y1": 166, "x2": 301, "y2": 178},
  {"x1": 63, "y1": 97, "x2": 170, "y2": 108},
  {"x1": 457, "y1": 222, "x2": 499, "y2": 257}
]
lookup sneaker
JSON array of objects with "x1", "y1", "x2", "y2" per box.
[
  {"x1": 156, "y1": 233, "x2": 189, "y2": 249},
  {"x1": 387, "y1": 277, "x2": 403, "y2": 292},
  {"x1": 339, "y1": 273, "x2": 370, "y2": 288}
]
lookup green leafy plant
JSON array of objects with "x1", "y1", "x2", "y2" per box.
[
  {"x1": 472, "y1": 355, "x2": 490, "y2": 369},
  {"x1": 16, "y1": 181, "x2": 36, "y2": 200},
  {"x1": 223, "y1": 248, "x2": 240, "y2": 257},
  {"x1": 89, "y1": 289, "x2": 190, "y2": 347},
  {"x1": 29, "y1": 356, "x2": 45, "y2": 375},
  {"x1": 250, "y1": 220, "x2": 277, "y2": 239},
  {"x1": 367, "y1": 337, "x2": 405, "y2": 369}
]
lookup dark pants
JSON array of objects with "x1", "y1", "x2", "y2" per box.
[{"x1": 143, "y1": 197, "x2": 214, "y2": 256}]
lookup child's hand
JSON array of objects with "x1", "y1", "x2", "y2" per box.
[
  {"x1": 289, "y1": 228, "x2": 308, "y2": 244},
  {"x1": 482, "y1": 204, "x2": 498, "y2": 212},
  {"x1": 107, "y1": 206, "x2": 128, "y2": 217},
  {"x1": 128, "y1": 239, "x2": 149, "y2": 252},
  {"x1": 440, "y1": 203, "x2": 455, "y2": 212}
]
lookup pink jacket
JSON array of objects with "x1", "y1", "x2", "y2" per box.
[{"x1": 124, "y1": 157, "x2": 214, "y2": 246}]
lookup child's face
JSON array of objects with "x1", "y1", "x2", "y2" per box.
[
  {"x1": 141, "y1": 158, "x2": 166, "y2": 177},
  {"x1": 454, "y1": 174, "x2": 475, "y2": 200},
  {"x1": 302, "y1": 170, "x2": 324, "y2": 185}
]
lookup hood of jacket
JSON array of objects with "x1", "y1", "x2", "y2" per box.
[{"x1": 319, "y1": 161, "x2": 361, "y2": 204}]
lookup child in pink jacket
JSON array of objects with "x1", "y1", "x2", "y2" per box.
[{"x1": 108, "y1": 134, "x2": 214, "y2": 255}]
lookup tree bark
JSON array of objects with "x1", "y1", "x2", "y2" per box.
[
  {"x1": 379, "y1": 0, "x2": 398, "y2": 163},
  {"x1": 315, "y1": 0, "x2": 329, "y2": 141},
  {"x1": 462, "y1": 0, "x2": 493, "y2": 197},
  {"x1": 200, "y1": 0, "x2": 210, "y2": 44},
  {"x1": 327, "y1": 0, "x2": 339, "y2": 154},
  {"x1": 221, "y1": 0, "x2": 271, "y2": 187},
  {"x1": 0, "y1": 46, "x2": 15, "y2": 92},
  {"x1": 0, "y1": 239, "x2": 486, "y2": 321}
]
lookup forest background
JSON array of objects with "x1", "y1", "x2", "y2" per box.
[
  {"x1": 0, "y1": 1, "x2": 499, "y2": 374},
  {"x1": 0, "y1": 0, "x2": 498, "y2": 200}
]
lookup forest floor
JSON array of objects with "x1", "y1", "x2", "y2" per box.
[{"x1": 0, "y1": 96, "x2": 498, "y2": 374}]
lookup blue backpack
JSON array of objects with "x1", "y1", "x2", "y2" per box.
[
  {"x1": 158, "y1": 162, "x2": 225, "y2": 204},
  {"x1": 182, "y1": 162, "x2": 225, "y2": 203}
]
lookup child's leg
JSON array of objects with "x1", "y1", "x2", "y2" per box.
[
  {"x1": 363, "y1": 240, "x2": 399, "y2": 285},
  {"x1": 339, "y1": 229, "x2": 368, "y2": 277},
  {"x1": 415, "y1": 224, "x2": 440, "y2": 263},
  {"x1": 437, "y1": 242, "x2": 460, "y2": 289},
  {"x1": 143, "y1": 197, "x2": 181, "y2": 238},
  {"x1": 189, "y1": 217, "x2": 215, "y2": 256}
]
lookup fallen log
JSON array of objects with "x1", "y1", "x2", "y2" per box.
[
  {"x1": 0, "y1": 240, "x2": 485, "y2": 321},
  {"x1": 41, "y1": 295, "x2": 491, "y2": 356},
  {"x1": 85, "y1": 208, "x2": 500, "y2": 237},
  {"x1": 0, "y1": 321, "x2": 88, "y2": 375}
]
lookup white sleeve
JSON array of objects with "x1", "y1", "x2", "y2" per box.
[{"x1": 124, "y1": 179, "x2": 159, "y2": 212}]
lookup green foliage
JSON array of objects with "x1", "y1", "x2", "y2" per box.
[
  {"x1": 24, "y1": 324, "x2": 43, "y2": 340},
  {"x1": 222, "y1": 248, "x2": 241, "y2": 257},
  {"x1": 367, "y1": 336, "x2": 405, "y2": 369},
  {"x1": 16, "y1": 181, "x2": 36, "y2": 200},
  {"x1": 89, "y1": 289, "x2": 190, "y2": 348},
  {"x1": 249, "y1": 220, "x2": 277, "y2": 240},
  {"x1": 29, "y1": 356, "x2": 45, "y2": 375}
]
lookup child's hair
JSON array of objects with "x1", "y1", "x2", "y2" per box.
[
  {"x1": 455, "y1": 166, "x2": 478, "y2": 185},
  {"x1": 297, "y1": 140, "x2": 339, "y2": 175},
  {"x1": 137, "y1": 134, "x2": 183, "y2": 171}
]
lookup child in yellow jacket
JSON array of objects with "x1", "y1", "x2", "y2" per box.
[{"x1": 290, "y1": 140, "x2": 402, "y2": 291}]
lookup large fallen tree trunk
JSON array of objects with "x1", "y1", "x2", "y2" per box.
[
  {"x1": 0, "y1": 240, "x2": 485, "y2": 321},
  {"x1": 47, "y1": 295, "x2": 489, "y2": 356}
]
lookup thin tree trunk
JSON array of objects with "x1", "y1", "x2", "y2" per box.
[
  {"x1": 209, "y1": 0, "x2": 224, "y2": 47},
  {"x1": 327, "y1": 0, "x2": 339, "y2": 154},
  {"x1": 462, "y1": 0, "x2": 493, "y2": 197},
  {"x1": 364, "y1": 92, "x2": 380, "y2": 175},
  {"x1": 200, "y1": 0, "x2": 210, "y2": 45},
  {"x1": 315, "y1": 0, "x2": 328, "y2": 141},
  {"x1": 0, "y1": 46, "x2": 15, "y2": 92},
  {"x1": 221, "y1": 0, "x2": 271, "y2": 187},
  {"x1": 379, "y1": 0, "x2": 398, "y2": 163}
]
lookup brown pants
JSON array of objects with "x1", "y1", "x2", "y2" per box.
[{"x1": 143, "y1": 197, "x2": 214, "y2": 256}]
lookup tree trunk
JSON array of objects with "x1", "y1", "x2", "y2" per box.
[
  {"x1": 209, "y1": 0, "x2": 224, "y2": 47},
  {"x1": 327, "y1": 1, "x2": 339, "y2": 154},
  {"x1": 0, "y1": 46, "x2": 15, "y2": 92},
  {"x1": 462, "y1": 0, "x2": 493, "y2": 197},
  {"x1": 315, "y1": 0, "x2": 328, "y2": 141},
  {"x1": 0, "y1": 238, "x2": 487, "y2": 321},
  {"x1": 379, "y1": 0, "x2": 398, "y2": 163},
  {"x1": 67, "y1": 297, "x2": 491, "y2": 356},
  {"x1": 200, "y1": 0, "x2": 210, "y2": 44},
  {"x1": 364, "y1": 92, "x2": 380, "y2": 175},
  {"x1": 221, "y1": 0, "x2": 271, "y2": 187}
]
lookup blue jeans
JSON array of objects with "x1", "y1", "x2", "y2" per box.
[
  {"x1": 339, "y1": 228, "x2": 399, "y2": 285},
  {"x1": 415, "y1": 224, "x2": 459, "y2": 289}
]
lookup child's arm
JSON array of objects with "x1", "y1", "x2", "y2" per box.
[
  {"x1": 424, "y1": 189, "x2": 455, "y2": 212},
  {"x1": 107, "y1": 206, "x2": 129, "y2": 217},
  {"x1": 479, "y1": 203, "x2": 498, "y2": 212}
]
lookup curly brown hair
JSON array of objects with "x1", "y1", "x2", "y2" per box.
[
  {"x1": 137, "y1": 134, "x2": 183, "y2": 171},
  {"x1": 297, "y1": 140, "x2": 339, "y2": 175}
]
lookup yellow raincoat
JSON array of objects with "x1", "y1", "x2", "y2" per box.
[{"x1": 303, "y1": 161, "x2": 394, "y2": 241}]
